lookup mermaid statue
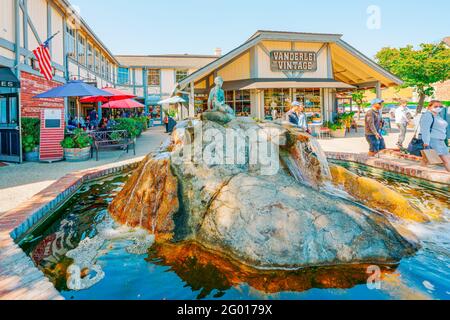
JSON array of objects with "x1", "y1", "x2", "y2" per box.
[{"x1": 203, "y1": 76, "x2": 235, "y2": 124}]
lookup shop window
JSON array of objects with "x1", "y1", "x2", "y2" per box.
[
  {"x1": 293, "y1": 88, "x2": 321, "y2": 115},
  {"x1": 264, "y1": 89, "x2": 290, "y2": 119},
  {"x1": 224, "y1": 90, "x2": 251, "y2": 116},
  {"x1": 194, "y1": 93, "x2": 208, "y2": 113},
  {"x1": 118, "y1": 67, "x2": 130, "y2": 85},
  {"x1": 77, "y1": 34, "x2": 86, "y2": 65},
  {"x1": 66, "y1": 26, "x2": 76, "y2": 58},
  {"x1": 148, "y1": 69, "x2": 160, "y2": 86},
  {"x1": 176, "y1": 70, "x2": 189, "y2": 83}
]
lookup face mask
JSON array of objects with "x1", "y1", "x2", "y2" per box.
[{"x1": 434, "y1": 107, "x2": 443, "y2": 113}]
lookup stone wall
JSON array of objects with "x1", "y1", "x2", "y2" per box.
[{"x1": 20, "y1": 71, "x2": 64, "y2": 118}]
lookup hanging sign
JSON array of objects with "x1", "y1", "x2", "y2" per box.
[
  {"x1": 40, "y1": 108, "x2": 65, "y2": 162},
  {"x1": 270, "y1": 51, "x2": 318, "y2": 72}
]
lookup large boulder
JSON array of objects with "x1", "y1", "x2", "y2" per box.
[{"x1": 197, "y1": 172, "x2": 416, "y2": 268}]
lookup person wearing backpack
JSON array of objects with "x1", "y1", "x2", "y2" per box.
[{"x1": 419, "y1": 100, "x2": 449, "y2": 172}]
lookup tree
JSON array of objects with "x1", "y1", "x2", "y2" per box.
[
  {"x1": 351, "y1": 90, "x2": 366, "y2": 119},
  {"x1": 375, "y1": 43, "x2": 450, "y2": 113}
]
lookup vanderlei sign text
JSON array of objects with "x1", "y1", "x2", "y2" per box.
[{"x1": 270, "y1": 50, "x2": 318, "y2": 72}]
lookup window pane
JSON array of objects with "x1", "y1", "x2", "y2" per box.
[
  {"x1": 9, "y1": 97, "x2": 17, "y2": 124},
  {"x1": 176, "y1": 70, "x2": 188, "y2": 83},
  {"x1": 87, "y1": 44, "x2": 94, "y2": 70},
  {"x1": 77, "y1": 35, "x2": 86, "y2": 65},
  {"x1": 148, "y1": 69, "x2": 160, "y2": 86},
  {"x1": 0, "y1": 97, "x2": 6, "y2": 124},
  {"x1": 118, "y1": 67, "x2": 129, "y2": 85}
]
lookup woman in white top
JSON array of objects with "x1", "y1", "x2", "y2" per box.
[{"x1": 419, "y1": 100, "x2": 450, "y2": 172}]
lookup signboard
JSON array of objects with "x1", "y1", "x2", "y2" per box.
[
  {"x1": 270, "y1": 51, "x2": 318, "y2": 72},
  {"x1": 40, "y1": 108, "x2": 65, "y2": 162},
  {"x1": 44, "y1": 109, "x2": 62, "y2": 129}
]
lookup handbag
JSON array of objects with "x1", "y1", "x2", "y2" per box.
[{"x1": 408, "y1": 114, "x2": 434, "y2": 156}]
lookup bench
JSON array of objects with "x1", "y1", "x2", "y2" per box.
[{"x1": 89, "y1": 130, "x2": 135, "y2": 161}]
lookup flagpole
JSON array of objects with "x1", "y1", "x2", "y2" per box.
[{"x1": 13, "y1": 31, "x2": 60, "y2": 70}]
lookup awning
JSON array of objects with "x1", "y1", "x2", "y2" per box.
[
  {"x1": 222, "y1": 78, "x2": 355, "y2": 91},
  {"x1": 0, "y1": 67, "x2": 20, "y2": 88},
  {"x1": 147, "y1": 95, "x2": 161, "y2": 105}
]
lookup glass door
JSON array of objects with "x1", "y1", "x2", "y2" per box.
[{"x1": 0, "y1": 93, "x2": 21, "y2": 163}]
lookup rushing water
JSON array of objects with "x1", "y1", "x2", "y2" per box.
[{"x1": 20, "y1": 165, "x2": 450, "y2": 300}]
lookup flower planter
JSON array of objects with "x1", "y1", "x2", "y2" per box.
[
  {"x1": 330, "y1": 128, "x2": 346, "y2": 138},
  {"x1": 64, "y1": 147, "x2": 91, "y2": 162},
  {"x1": 24, "y1": 147, "x2": 40, "y2": 162}
]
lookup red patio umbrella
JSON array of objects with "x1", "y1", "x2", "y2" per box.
[
  {"x1": 102, "y1": 99, "x2": 145, "y2": 109},
  {"x1": 79, "y1": 87, "x2": 136, "y2": 103}
]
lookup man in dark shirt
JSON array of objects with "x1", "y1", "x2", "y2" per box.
[{"x1": 365, "y1": 98, "x2": 386, "y2": 156}]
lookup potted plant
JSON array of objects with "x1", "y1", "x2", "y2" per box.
[
  {"x1": 60, "y1": 129, "x2": 93, "y2": 162},
  {"x1": 21, "y1": 118, "x2": 40, "y2": 162},
  {"x1": 326, "y1": 121, "x2": 347, "y2": 138}
]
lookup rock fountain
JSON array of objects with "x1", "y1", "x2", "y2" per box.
[{"x1": 108, "y1": 81, "x2": 432, "y2": 270}]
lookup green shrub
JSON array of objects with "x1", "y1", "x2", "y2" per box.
[
  {"x1": 113, "y1": 118, "x2": 140, "y2": 138},
  {"x1": 21, "y1": 118, "x2": 40, "y2": 152},
  {"x1": 133, "y1": 116, "x2": 148, "y2": 131},
  {"x1": 60, "y1": 129, "x2": 92, "y2": 149}
]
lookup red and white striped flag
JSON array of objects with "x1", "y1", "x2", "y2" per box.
[{"x1": 33, "y1": 41, "x2": 53, "y2": 81}]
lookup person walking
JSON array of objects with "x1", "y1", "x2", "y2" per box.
[
  {"x1": 365, "y1": 98, "x2": 386, "y2": 157},
  {"x1": 394, "y1": 100, "x2": 412, "y2": 149},
  {"x1": 419, "y1": 100, "x2": 450, "y2": 172},
  {"x1": 286, "y1": 103, "x2": 300, "y2": 126},
  {"x1": 297, "y1": 103, "x2": 309, "y2": 132}
]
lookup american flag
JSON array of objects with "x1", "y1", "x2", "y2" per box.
[{"x1": 33, "y1": 40, "x2": 53, "y2": 81}]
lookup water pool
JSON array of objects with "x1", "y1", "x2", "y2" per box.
[{"x1": 20, "y1": 166, "x2": 450, "y2": 300}]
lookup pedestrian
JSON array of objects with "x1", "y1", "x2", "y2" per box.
[
  {"x1": 440, "y1": 104, "x2": 450, "y2": 145},
  {"x1": 394, "y1": 100, "x2": 412, "y2": 149},
  {"x1": 163, "y1": 113, "x2": 169, "y2": 133},
  {"x1": 89, "y1": 109, "x2": 98, "y2": 129},
  {"x1": 419, "y1": 100, "x2": 450, "y2": 172},
  {"x1": 297, "y1": 103, "x2": 309, "y2": 132},
  {"x1": 286, "y1": 103, "x2": 299, "y2": 126},
  {"x1": 365, "y1": 98, "x2": 386, "y2": 157}
]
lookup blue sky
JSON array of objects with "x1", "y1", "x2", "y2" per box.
[{"x1": 70, "y1": 0, "x2": 449, "y2": 58}]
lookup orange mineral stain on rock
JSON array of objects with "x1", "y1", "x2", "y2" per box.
[
  {"x1": 108, "y1": 154, "x2": 179, "y2": 239},
  {"x1": 330, "y1": 164, "x2": 431, "y2": 223},
  {"x1": 148, "y1": 241, "x2": 397, "y2": 296}
]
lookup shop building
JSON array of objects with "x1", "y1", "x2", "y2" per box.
[
  {"x1": 115, "y1": 54, "x2": 219, "y2": 124},
  {"x1": 0, "y1": 0, "x2": 119, "y2": 162},
  {"x1": 176, "y1": 30, "x2": 403, "y2": 121}
]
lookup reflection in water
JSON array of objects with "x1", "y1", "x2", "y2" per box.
[
  {"x1": 147, "y1": 241, "x2": 396, "y2": 300},
  {"x1": 20, "y1": 167, "x2": 450, "y2": 300}
]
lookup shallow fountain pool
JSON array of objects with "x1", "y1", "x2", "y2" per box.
[{"x1": 19, "y1": 165, "x2": 449, "y2": 300}]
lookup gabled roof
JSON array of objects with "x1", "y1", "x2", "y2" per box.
[{"x1": 178, "y1": 30, "x2": 403, "y2": 89}]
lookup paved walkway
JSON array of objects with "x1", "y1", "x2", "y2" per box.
[
  {"x1": 317, "y1": 127, "x2": 450, "y2": 184},
  {"x1": 0, "y1": 126, "x2": 168, "y2": 215},
  {"x1": 318, "y1": 126, "x2": 416, "y2": 154}
]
